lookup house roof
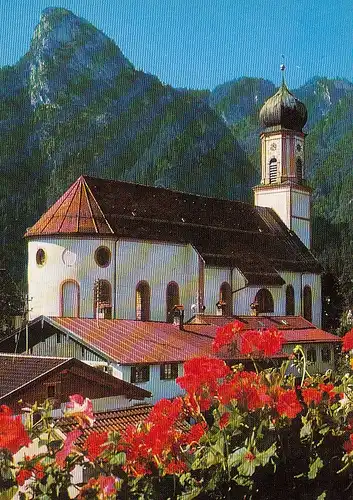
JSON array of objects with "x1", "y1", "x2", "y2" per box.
[
  {"x1": 58, "y1": 404, "x2": 154, "y2": 446},
  {"x1": 0, "y1": 353, "x2": 150, "y2": 402},
  {"x1": 0, "y1": 316, "x2": 337, "y2": 368},
  {"x1": 58, "y1": 403, "x2": 190, "y2": 448},
  {"x1": 24, "y1": 175, "x2": 321, "y2": 283},
  {"x1": 187, "y1": 315, "x2": 341, "y2": 344}
]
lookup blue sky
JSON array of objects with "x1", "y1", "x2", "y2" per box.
[{"x1": 0, "y1": 0, "x2": 352, "y2": 89}]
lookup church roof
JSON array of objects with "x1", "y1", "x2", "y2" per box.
[{"x1": 25, "y1": 175, "x2": 321, "y2": 279}]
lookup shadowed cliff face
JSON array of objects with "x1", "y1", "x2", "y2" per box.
[{"x1": 0, "y1": 7, "x2": 351, "y2": 307}]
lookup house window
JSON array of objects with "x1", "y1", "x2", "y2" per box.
[
  {"x1": 94, "y1": 246, "x2": 111, "y2": 268},
  {"x1": 296, "y1": 157, "x2": 303, "y2": 183},
  {"x1": 255, "y1": 288, "x2": 274, "y2": 313},
  {"x1": 160, "y1": 363, "x2": 178, "y2": 380},
  {"x1": 56, "y1": 333, "x2": 61, "y2": 344},
  {"x1": 166, "y1": 282, "x2": 180, "y2": 323},
  {"x1": 131, "y1": 365, "x2": 150, "y2": 383},
  {"x1": 303, "y1": 285, "x2": 312, "y2": 322},
  {"x1": 60, "y1": 280, "x2": 80, "y2": 317},
  {"x1": 285, "y1": 285, "x2": 295, "y2": 316},
  {"x1": 136, "y1": 281, "x2": 150, "y2": 321},
  {"x1": 36, "y1": 248, "x2": 46, "y2": 267},
  {"x1": 94, "y1": 280, "x2": 112, "y2": 319},
  {"x1": 307, "y1": 348, "x2": 317, "y2": 363},
  {"x1": 47, "y1": 384, "x2": 56, "y2": 398},
  {"x1": 321, "y1": 347, "x2": 331, "y2": 363},
  {"x1": 269, "y1": 158, "x2": 277, "y2": 184},
  {"x1": 220, "y1": 282, "x2": 232, "y2": 316}
]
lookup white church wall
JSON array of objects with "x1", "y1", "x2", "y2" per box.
[
  {"x1": 204, "y1": 267, "x2": 231, "y2": 315},
  {"x1": 254, "y1": 187, "x2": 291, "y2": 227},
  {"x1": 291, "y1": 218, "x2": 311, "y2": 250},
  {"x1": 235, "y1": 285, "x2": 284, "y2": 316},
  {"x1": 115, "y1": 240, "x2": 199, "y2": 322},
  {"x1": 28, "y1": 237, "x2": 116, "y2": 320}
]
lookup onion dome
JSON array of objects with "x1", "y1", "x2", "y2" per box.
[{"x1": 259, "y1": 79, "x2": 307, "y2": 132}]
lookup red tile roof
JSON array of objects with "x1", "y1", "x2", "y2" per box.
[
  {"x1": 24, "y1": 175, "x2": 321, "y2": 282},
  {"x1": 24, "y1": 176, "x2": 113, "y2": 237},
  {"x1": 188, "y1": 315, "x2": 341, "y2": 344},
  {"x1": 58, "y1": 405, "x2": 153, "y2": 447}
]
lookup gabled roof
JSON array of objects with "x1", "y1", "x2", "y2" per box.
[
  {"x1": 187, "y1": 315, "x2": 341, "y2": 344},
  {"x1": 0, "y1": 316, "x2": 337, "y2": 368},
  {"x1": 24, "y1": 175, "x2": 321, "y2": 283},
  {"x1": 0, "y1": 353, "x2": 150, "y2": 402}
]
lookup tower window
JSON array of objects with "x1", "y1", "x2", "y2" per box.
[
  {"x1": 94, "y1": 280, "x2": 112, "y2": 319},
  {"x1": 269, "y1": 158, "x2": 277, "y2": 184},
  {"x1": 303, "y1": 285, "x2": 312, "y2": 322},
  {"x1": 219, "y1": 282, "x2": 232, "y2": 316},
  {"x1": 285, "y1": 285, "x2": 295, "y2": 316},
  {"x1": 136, "y1": 281, "x2": 150, "y2": 321},
  {"x1": 296, "y1": 157, "x2": 303, "y2": 183},
  {"x1": 255, "y1": 288, "x2": 274, "y2": 313},
  {"x1": 166, "y1": 282, "x2": 180, "y2": 323}
]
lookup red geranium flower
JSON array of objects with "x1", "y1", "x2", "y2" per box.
[
  {"x1": 213, "y1": 320, "x2": 244, "y2": 352},
  {"x1": 16, "y1": 468, "x2": 32, "y2": 486},
  {"x1": 165, "y1": 459, "x2": 187, "y2": 474},
  {"x1": 0, "y1": 405, "x2": 31, "y2": 454},
  {"x1": 84, "y1": 431, "x2": 109, "y2": 461},
  {"x1": 301, "y1": 387, "x2": 322, "y2": 406},
  {"x1": 276, "y1": 389, "x2": 302, "y2": 419},
  {"x1": 342, "y1": 328, "x2": 353, "y2": 352},
  {"x1": 319, "y1": 383, "x2": 336, "y2": 400},
  {"x1": 241, "y1": 328, "x2": 284, "y2": 357}
]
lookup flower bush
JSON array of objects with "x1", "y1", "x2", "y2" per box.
[{"x1": 1, "y1": 325, "x2": 353, "y2": 498}]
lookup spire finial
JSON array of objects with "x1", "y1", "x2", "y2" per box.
[{"x1": 280, "y1": 55, "x2": 286, "y2": 85}]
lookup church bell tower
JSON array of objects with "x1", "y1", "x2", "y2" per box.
[{"x1": 253, "y1": 66, "x2": 312, "y2": 248}]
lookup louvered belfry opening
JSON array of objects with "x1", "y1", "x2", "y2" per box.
[{"x1": 269, "y1": 158, "x2": 277, "y2": 184}]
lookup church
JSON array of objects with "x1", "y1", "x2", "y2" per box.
[{"x1": 2, "y1": 76, "x2": 340, "y2": 403}]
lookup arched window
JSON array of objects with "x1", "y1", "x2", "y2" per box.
[
  {"x1": 136, "y1": 281, "x2": 150, "y2": 321},
  {"x1": 269, "y1": 157, "x2": 277, "y2": 184},
  {"x1": 285, "y1": 285, "x2": 295, "y2": 316},
  {"x1": 60, "y1": 280, "x2": 80, "y2": 317},
  {"x1": 94, "y1": 280, "x2": 112, "y2": 319},
  {"x1": 296, "y1": 157, "x2": 303, "y2": 183},
  {"x1": 303, "y1": 285, "x2": 312, "y2": 322},
  {"x1": 166, "y1": 282, "x2": 180, "y2": 323},
  {"x1": 220, "y1": 282, "x2": 232, "y2": 316},
  {"x1": 255, "y1": 288, "x2": 274, "y2": 313}
]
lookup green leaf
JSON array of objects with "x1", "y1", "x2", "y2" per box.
[
  {"x1": 177, "y1": 488, "x2": 202, "y2": 500},
  {"x1": 0, "y1": 487, "x2": 18, "y2": 500},
  {"x1": 238, "y1": 457, "x2": 257, "y2": 477},
  {"x1": 317, "y1": 492, "x2": 327, "y2": 500},
  {"x1": 300, "y1": 421, "x2": 312, "y2": 440},
  {"x1": 256, "y1": 442, "x2": 277, "y2": 467},
  {"x1": 308, "y1": 456, "x2": 324, "y2": 480},
  {"x1": 228, "y1": 447, "x2": 247, "y2": 468},
  {"x1": 109, "y1": 451, "x2": 126, "y2": 465}
]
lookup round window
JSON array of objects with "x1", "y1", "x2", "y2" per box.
[
  {"x1": 36, "y1": 248, "x2": 46, "y2": 267},
  {"x1": 95, "y1": 246, "x2": 111, "y2": 267}
]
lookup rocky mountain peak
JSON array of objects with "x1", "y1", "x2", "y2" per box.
[{"x1": 28, "y1": 7, "x2": 132, "y2": 107}]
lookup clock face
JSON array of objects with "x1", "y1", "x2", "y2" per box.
[
  {"x1": 296, "y1": 143, "x2": 302, "y2": 152},
  {"x1": 270, "y1": 143, "x2": 277, "y2": 151}
]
